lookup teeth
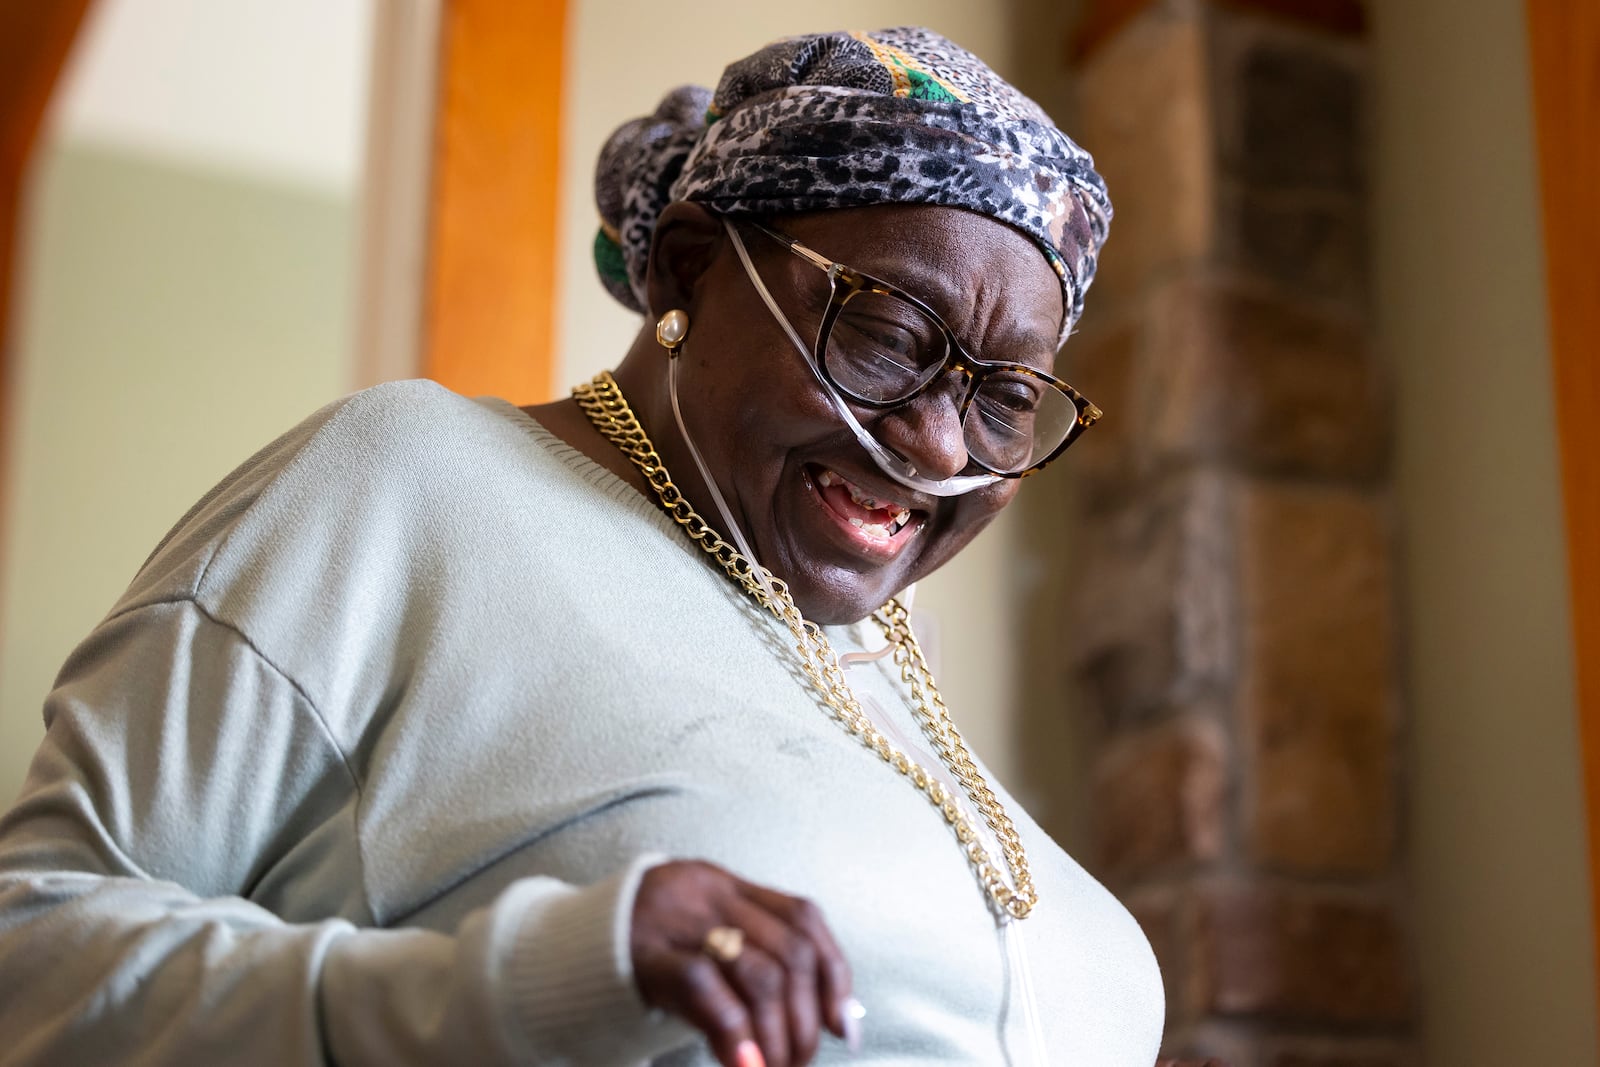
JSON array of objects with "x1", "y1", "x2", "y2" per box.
[
  {"x1": 848, "y1": 515, "x2": 893, "y2": 539},
  {"x1": 815, "y1": 467, "x2": 917, "y2": 541},
  {"x1": 816, "y1": 467, "x2": 909, "y2": 515}
]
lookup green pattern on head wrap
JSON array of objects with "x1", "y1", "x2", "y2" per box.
[
  {"x1": 593, "y1": 228, "x2": 629, "y2": 287},
  {"x1": 905, "y1": 69, "x2": 962, "y2": 103},
  {"x1": 594, "y1": 28, "x2": 1111, "y2": 339}
]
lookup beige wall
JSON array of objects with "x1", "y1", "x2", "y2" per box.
[
  {"x1": 0, "y1": 1, "x2": 370, "y2": 803},
  {"x1": 0, "y1": 143, "x2": 358, "y2": 803},
  {"x1": 1373, "y1": 1, "x2": 1598, "y2": 1061},
  {"x1": 55, "y1": 0, "x2": 373, "y2": 186},
  {"x1": 556, "y1": 5, "x2": 1033, "y2": 790}
]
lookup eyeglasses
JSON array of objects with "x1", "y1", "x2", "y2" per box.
[{"x1": 745, "y1": 221, "x2": 1101, "y2": 478}]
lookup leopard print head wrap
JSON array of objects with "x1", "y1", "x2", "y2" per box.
[{"x1": 593, "y1": 27, "x2": 1112, "y2": 345}]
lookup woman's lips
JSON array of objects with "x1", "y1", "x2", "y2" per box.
[
  {"x1": 816, "y1": 468, "x2": 913, "y2": 536},
  {"x1": 803, "y1": 464, "x2": 923, "y2": 558}
]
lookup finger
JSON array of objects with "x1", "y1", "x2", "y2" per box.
[
  {"x1": 738, "y1": 884, "x2": 853, "y2": 1038},
  {"x1": 724, "y1": 897, "x2": 821, "y2": 1064},
  {"x1": 650, "y1": 949, "x2": 765, "y2": 1067},
  {"x1": 714, "y1": 938, "x2": 792, "y2": 1067}
]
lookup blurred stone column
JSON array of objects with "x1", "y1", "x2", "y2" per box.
[{"x1": 1052, "y1": 2, "x2": 1416, "y2": 1063}]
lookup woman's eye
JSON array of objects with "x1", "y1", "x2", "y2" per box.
[
  {"x1": 838, "y1": 318, "x2": 924, "y2": 365},
  {"x1": 981, "y1": 378, "x2": 1043, "y2": 415},
  {"x1": 866, "y1": 327, "x2": 918, "y2": 358}
]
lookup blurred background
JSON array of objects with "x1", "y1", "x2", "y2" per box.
[{"x1": 0, "y1": 0, "x2": 1594, "y2": 1064}]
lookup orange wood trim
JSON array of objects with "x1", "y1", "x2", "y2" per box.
[
  {"x1": 1071, "y1": 0, "x2": 1364, "y2": 62},
  {"x1": 1525, "y1": 0, "x2": 1600, "y2": 1015},
  {"x1": 0, "y1": 0, "x2": 94, "y2": 636},
  {"x1": 422, "y1": 0, "x2": 568, "y2": 404}
]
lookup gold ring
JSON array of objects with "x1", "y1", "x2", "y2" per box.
[{"x1": 702, "y1": 925, "x2": 745, "y2": 964}]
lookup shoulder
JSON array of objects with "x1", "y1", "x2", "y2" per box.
[
  {"x1": 290, "y1": 378, "x2": 519, "y2": 470},
  {"x1": 232, "y1": 378, "x2": 529, "y2": 488},
  {"x1": 118, "y1": 381, "x2": 541, "y2": 611}
]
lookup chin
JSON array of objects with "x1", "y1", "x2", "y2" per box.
[
  {"x1": 769, "y1": 460, "x2": 940, "y2": 624},
  {"x1": 784, "y1": 566, "x2": 905, "y2": 627}
]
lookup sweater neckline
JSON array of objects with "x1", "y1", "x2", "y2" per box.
[
  {"x1": 476, "y1": 396, "x2": 682, "y2": 540},
  {"x1": 476, "y1": 394, "x2": 876, "y2": 649}
]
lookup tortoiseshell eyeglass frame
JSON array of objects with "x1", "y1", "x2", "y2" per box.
[{"x1": 743, "y1": 220, "x2": 1103, "y2": 479}]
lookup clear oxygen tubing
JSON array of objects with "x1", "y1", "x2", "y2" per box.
[
  {"x1": 837, "y1": 582, "x2": 913, "y2": 669},
  {"x1": 721, "y1": 218, "x2": 1000, "y2": 499},
  {"x1": 667, "y1": 354, "x2": 780, "y2": 609},
  {"x1": 1001, "y1": 916, "x2": 1050, "y2": 1067},
  {"x1": 665, "y1": 307, "x2": 1047, "y2": 1067}
]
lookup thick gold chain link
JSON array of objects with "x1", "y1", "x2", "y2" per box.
[{"x1": 573, "y1": 371, "x2": 1036, "y2": 920}]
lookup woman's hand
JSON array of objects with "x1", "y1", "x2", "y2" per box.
[{"x1": 631, "y1": 860, "x2": 857, "y2": 1067}]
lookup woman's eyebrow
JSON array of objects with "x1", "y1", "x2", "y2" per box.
[
  {"x1": 830, "y1": 237, "x2": 1058, "y2": 359},
  {"x1": 918, "y1": 273, "x2": 1059, "y2": 361}
]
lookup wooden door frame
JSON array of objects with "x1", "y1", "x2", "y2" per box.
[
  {"x1": 0, "y1": 0, "x2": 95, "y2": 642},
  {"x1": 418, "y1": 0, "x2": 569, "y2": 404},
  {"x1": 1525, "y1": 0, "x2": 1600, "y2": 1019}
]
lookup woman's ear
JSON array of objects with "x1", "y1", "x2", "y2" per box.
[{"x1": 644, "y1": 202, "x2": 724, "y2": 320}]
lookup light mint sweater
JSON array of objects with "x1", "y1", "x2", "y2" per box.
[{"x1": 0, "y1": 382, "x2": 1163, "y2": 1065}]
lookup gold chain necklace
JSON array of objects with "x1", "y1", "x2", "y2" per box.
[{"x1": 573, "y1": 371, "x2": 1037, "y2": 920}]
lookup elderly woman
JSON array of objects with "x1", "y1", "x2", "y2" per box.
[{"x1": 0, "y1": 27, "x2": 1173, "y2": 1067}]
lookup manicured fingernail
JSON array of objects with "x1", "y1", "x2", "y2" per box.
[
  {"x1": 735, "y1": 1039, "x2": 766, "y2": 1067},
  {"x1": 843, "y1": 997, "x2": 866, "y2": 1053}
]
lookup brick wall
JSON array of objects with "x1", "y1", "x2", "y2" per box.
[{"x1": 1027, "y1": 2, "x2": 1419, "y2": 1063}]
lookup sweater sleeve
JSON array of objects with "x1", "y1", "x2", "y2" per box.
[{"x1": 0, "y1": 599, "x2": 689, "y2": 1067}]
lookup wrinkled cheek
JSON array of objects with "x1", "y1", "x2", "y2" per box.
[
  {"x1": 969, "y1": 481, "x2": 1021, "y2": 516},
  {"x1": 744, "y1": 387, "x2": 846, "y2": 448},
  {"x1": 940, "y1": 486, "x2": 1021, "y2": 551},
  {"x1": 794, "y1": 375, "x2": 856, "y2": 425}
]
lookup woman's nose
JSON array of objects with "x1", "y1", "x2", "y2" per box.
[{"x1": 870, "y1": 375, "x2": 970, "y2": 480}]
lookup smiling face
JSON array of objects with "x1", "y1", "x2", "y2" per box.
[{"x1": 624, "y1": 202, "x2": 1067, "y2": 625}]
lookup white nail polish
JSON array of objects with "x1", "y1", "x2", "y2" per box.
[{"x1": 843, "y1": 997, "x2": 866, "y2": 1053}]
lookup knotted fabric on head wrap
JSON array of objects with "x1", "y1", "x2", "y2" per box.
[{"x1": 593, "y1": 27, "x2": 1112, "y2": 346}]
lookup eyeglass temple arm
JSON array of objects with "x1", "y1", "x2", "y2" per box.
[{"x1": 746, "y1": 221, "x2": 837, "y2": 275}]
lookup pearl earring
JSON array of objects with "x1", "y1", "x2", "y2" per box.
[{"x1": 656, "y1": 309, "x2": 690, "y2": 355}]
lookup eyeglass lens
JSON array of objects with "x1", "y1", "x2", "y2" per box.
[{"x1": 823, "y1": 289, "x2": 1078, "y2": 475}]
